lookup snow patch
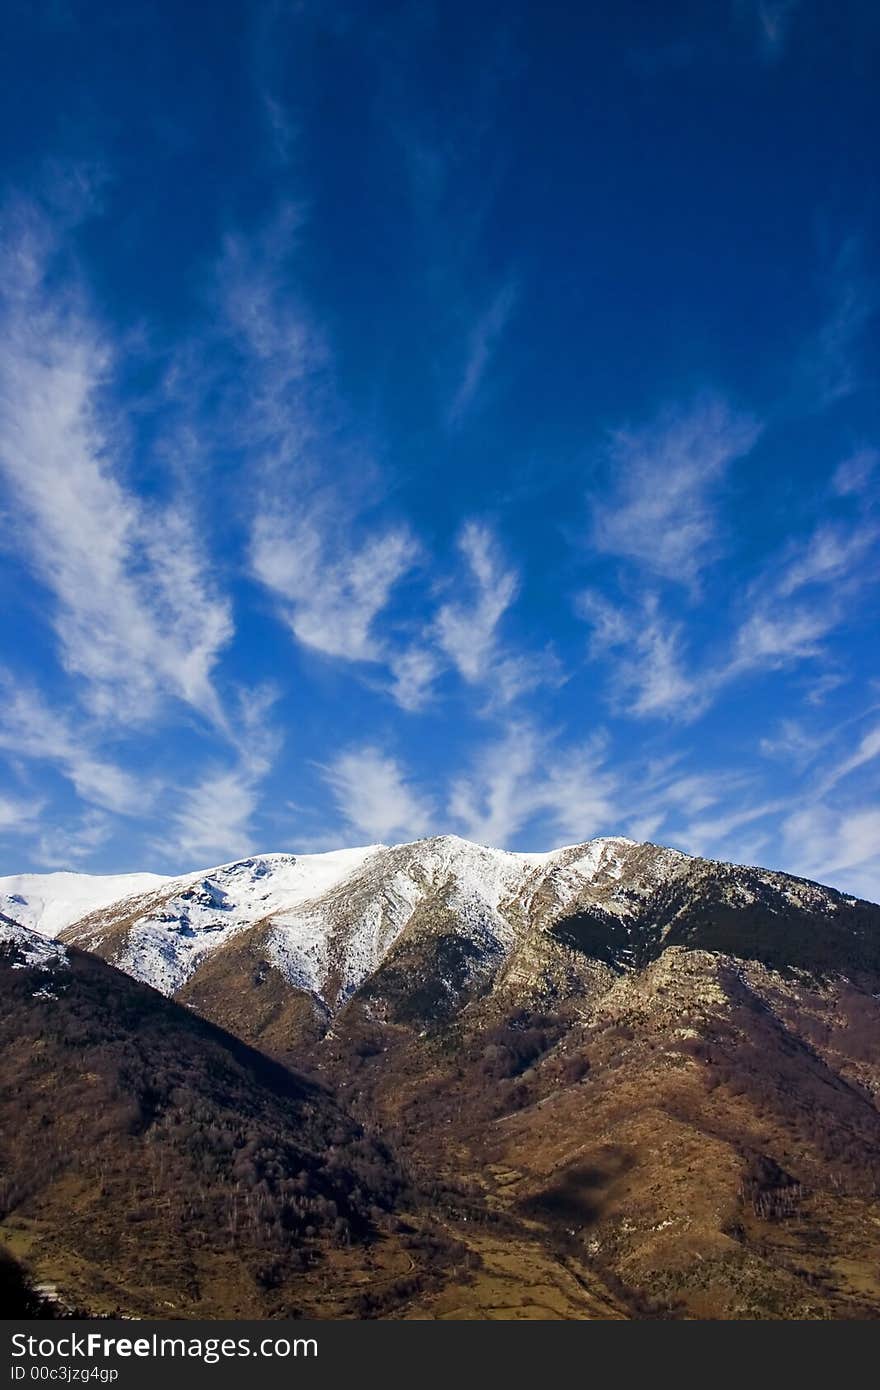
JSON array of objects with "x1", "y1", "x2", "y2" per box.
[
  {"x1": 88, "y1": 847, "x2": 383, "y2": 996},
  {"x1": 0, "y1": 916, "x2": 69, "y2": 972},
  {"x1": 0, "y1": 870, "x2": 170, "y2": 938}
]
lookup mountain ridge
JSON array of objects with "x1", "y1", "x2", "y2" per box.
[
  {"x1": 2, "y1": 834, "x2": 874, "y2": 1029},
  {"x1": 4, "y1": 837, "x2": 880, "y2": 1318}
]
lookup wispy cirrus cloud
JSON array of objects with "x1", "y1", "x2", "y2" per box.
[
  {"x1": 0, "y1": 194, "x2": 304, "y2": 872},
  {"x1": 253, "y1": 505, "x2": 554, "y2": 716},
  {"x1": 321, "y1": 746, "x2": 433, "y2": 843},
  {"x1": 387, "y1": 647, "x2": 444, "y2": 714},
  {"x1": 0, "y1": 673, "x2": 147, "y2": 816},
  {"x1": 448, "y1": 723, "x2": 618, "y2": 848},
  {"x1": 590, "y1": 394, "x2": 762, "y2": 588},
  {"x1": 0, "y1": 792, "x2": 44, "y2": 837},
  {"x1": 729, "y1": 519, "x2": 878, "y2": 676},
  {"x1": 161, "y1": 686, "x2": 282, "y2": 867},
  {"x1": 580, "y1": 495, "x2": 879, "y2": 725},
  {"x1": 657, "y1": 704, "x2": 880, "y2": 893},
  {"x1": 212, "y1": 204, "x2": 326, "y2": 457},
  {"x1": 165, "y1": 767, "x2": 265, "y2": 866},
  {"x1": 320, "y1": 724, "x2": 620, "y2": 854},
  {"x1": 815, "y1": 722, "x2": 880, "y2": 796},
  {"x1": 387, "y1": 521, "x2": 559, "y2": 713},
  {"x1": 578, "y1": 590, "x2": 706, "y2": 721},
  {"x1": 433, "y1": 520, "x2": 554, "y2": 706},
  {"x1": 0, "y1": 201, "x2": 234, "y2": 728},
  {"x1": 251, "y1": 501, "x2": 419, "y2": 664},
  {"x1": 611, "y1": 756, "x2": 762, "y2": 857},
  {"x1": 33, "y1": 810, "x2": 112, "y2": 869},
  {"x1": 673, "y1": 797, "x2": 788, "y2": 859},
  {"x1": 775, "y1": 521, "x2": 877, "y2": 597},
  {"x1": 435, "y1": 521, "x2": 518, "y2": 680},
  {"x1": 781, "y1": 801, "x2": 880, "y2": 903},
  {"x1": 205, "y1": 205, "x2": 432, "y2": 697},
  {"x1": 759, "y1": 717, "x2": 830, "y2": 768},
  {"x1": 219, "y1": 206, "x2": 542, "y2": 717},
  {"x1": 448, "y1": 280, "x2": 518, "y2": 426},
  {"x1": 832, "y1": 449, "x2": 877, "y2": 497},
  {"x1": 800, "y1": 242, "x2": 878, "y2": 407}
]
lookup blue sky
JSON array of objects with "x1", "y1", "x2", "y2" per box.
[{"x1": 0, "y1": 1, "x2": 878, "y2": 898}]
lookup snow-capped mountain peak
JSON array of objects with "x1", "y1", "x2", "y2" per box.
[
  {"x1": 0, "y1": 869, "x2": 172, "y2": 938},
  {"x1": 0, "y1": 834, "x2": 867, "y2": 1010}
]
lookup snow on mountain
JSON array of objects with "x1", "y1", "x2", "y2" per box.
[
  {"x1": 62, "y1": 847, "x2": 384, "y2": 996},
  {"x1": 1, "y1": 834, "x2": 859, "y2": 1007},
  {"x1": 264, "y1": 835, "x2": 550, "y2": 1003},
  {"x1": 0, "y1": 913, "x2": 69, "y2": 972},
  {"x1": 0, "y1": 870, "x2": 171, "y2": 938}
]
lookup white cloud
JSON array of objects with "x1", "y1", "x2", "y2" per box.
[
  {"x1": 624, "y1": 620, "x2": 702, "y2": 719},
  {"x1": 34, "y1": 810, "x2": 112, "y2": 869},
  {"x1": 801, "y1": 243, "x2": 877, "y2": 406},
  {"x1": 213, "y1": 208, "x2": 430, "y2": 696},
  {"x1": 261, "y1": 92, "x2": 297, "y2": 166},
  {"x1": 832, "y1": 449, "x2": 877, "y2": 497},
  {"x1": 580, "y1": 508, "x2": 879, "y2": 724},
  {"x1": 387, "y1": 647, "x2": 443, "y2": 712},
  {"x1": 0, "y1": 207, "x2": 233, "y2": 727},
  {"x1": 759, "y1": 718, "x2": 829, "y2": 768},
  {"x1": 160, "y1": 203, "x2": 332, "y2": 565},
  {"x1": 251, "y1": 502, "x2": 419, "y2": 664},
  {"x1": 448, "y1": 727, "x2": 545, "y2": 848},
  {"x1": 217, "y1": 211, "x2": 542, "y2": 717},
  {"x1": 0, "y1": 675, "x2": 283, "y2": 872},
  {"x1": 591, "y1": 394, "x2": 761, "y2": 586},
  {"x1": 255, "y1": 514, "x2": 552, "y2": 713},
  {"x1": 805, "y1": 672, "x2": 849, "y2": 706},
  {"x1": 321, "y1": 746, "x2": 433, "y2": 842},
  {"x1": 781, "y1": 802, "x2": 880, "y2": 903},
  {"x1": 675, "y1": 798, "x2": 788, "y2": 859},
  {"x1": 165, "y1": 767, "x2": 264, "y2": 867},
  {"x1": 433, "y1": 521, "x2": 552, "y2": 706},
  {"x1": 730, "y1": 607, "x2": 831, "y2": 670},
  {"x1": 0, "y1": 674, "x2": 146, "y2": 816},
  {"x1": 581, "y1": 438, "x2": 879, "y2": 725},
  {"x1": 448, "y1": 724, "x2": 617, "y2": 848},
  {"x1": 215, "y1": 203, "x2": 321, "y2": 451},
  {"x1": 539, "y1": 745, "x2": 622, "y2": 845},
  {"x1": 205, "y1": 207, "x2": 433, "y2": 698},
  {"x1": 656, "y1": 773, "x2": 730, "y2": 816},
  {"x1": 775, "y1": 523, "x2": 877, "y2": 598},
  {"x1": 162, "y1": 686, "x2": 281, "y2": 867},
  {"x1": 435, "y1": 521, "x2": 515, "y2": 677},
  {"x1": 816, "y1": 722, "x2": 880, "y2": 795},
  {"x1": 730, "y1": 520, "x2": 878, "y2": 676},
  {"x1": 578, "y1": 591, "x2": 706, "y2": 720},
  {"x1": 0, "y1": 792, "x2": 43, "y2": 836},
  {"x1": 620, "y1": 760, "x2": 757, "y2": 851},
  {"x1": 448, "y1": 281, "x2": 518, "y2": 425}
]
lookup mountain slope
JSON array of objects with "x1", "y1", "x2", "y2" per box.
[
  {"x1": 0, "y1": 869, "x2": 171, "y2": 937},
  {"x1": 0, "y1": 916, "x2": 449, "y2": 1318},
  {"x1": 462, "y1": 946, "x2": 880, "y2": 1319},
  {"x1": 13, "y1": 834, "x2": 872, "y2": 1041},
  {"x1": 5, "y1": 836, "x2": 880, "y2": 1319}
]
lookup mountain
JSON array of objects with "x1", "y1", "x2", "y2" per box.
[
  {"x1": 0, "y1": 914, "x2": 509, "y2": 1319},
  {"x1": 4, "y1": 835, "x2": 880, "y2": 1319},
  {"x1": 0, "y1": 869, "x2": 171, "y2": 937},
  {"x1": 7, "y1": 834, "x2": 875, "y2": 1019}
]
